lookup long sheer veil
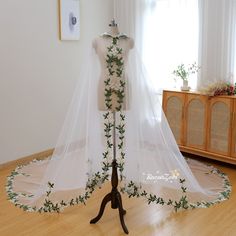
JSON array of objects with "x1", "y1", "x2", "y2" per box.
[{"x1": 6, "y1": 36, "x2": 231, "y2": 212}]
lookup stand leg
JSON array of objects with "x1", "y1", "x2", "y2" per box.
[
  {"x1": 90, "y1": 190, "x2": 128, "y2": 234},
  {"x1": 90, "y1": 192, "x2": 111, "y2": 224},
  {"x1": 117, "y1": 192, "x2": 129, "y2": 234}
]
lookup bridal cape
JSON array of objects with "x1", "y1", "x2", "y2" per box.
[{"x1": 6, "y1": 34, "x2": 231, "y2": 213}]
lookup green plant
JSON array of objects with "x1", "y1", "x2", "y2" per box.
[{"x1": 173, "y1": 62, "x2": 200, "y2": 81}]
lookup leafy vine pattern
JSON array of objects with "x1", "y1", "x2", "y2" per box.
[{"x1": 103, "y1": 36, "x2": 126, "y2": 180}]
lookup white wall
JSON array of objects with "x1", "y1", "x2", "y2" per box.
[{"x1": 0, "y1": 0, "x2": 113, "y2": 164}]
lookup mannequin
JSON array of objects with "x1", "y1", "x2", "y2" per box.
[
  {"x1": 93, "y1": 20, "x2": 134, "y2": 111},
  {"x1": 90, "y1": 20, "x2": 135, "y2": 233}
]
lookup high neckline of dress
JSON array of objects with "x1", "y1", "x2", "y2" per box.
[{"x1": 102, "y1": 32, "x2": 128, "y2": 39}]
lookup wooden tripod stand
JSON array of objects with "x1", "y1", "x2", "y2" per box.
[{"x1": 90, "y1": 111, "x2": 129, "y2": 234}]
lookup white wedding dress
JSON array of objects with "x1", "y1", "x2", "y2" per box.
[{"x1": 6, "y1": 34, "x2": 231, "y2": 213}]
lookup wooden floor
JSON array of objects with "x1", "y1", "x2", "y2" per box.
[{"x1": 1, "y1": 157, "x2": 236, "y2": 236}]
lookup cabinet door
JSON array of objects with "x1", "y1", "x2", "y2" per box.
[
  {"x1": 231, "y1": 99, "x2": 236, "y2": 158},
  {"x1": 163, "y1": 91, "x2": 185, "y2": 145},
  {"x1": 207, "y1": 97, "x2": 233, "y2": 156},
  {"x1": 185, "y1": 94, "x2": 207, "y2": 150}
]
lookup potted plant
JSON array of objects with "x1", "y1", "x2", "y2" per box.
[{"x1": 172, "y1": 62, "x2": 200, "y2": 91}]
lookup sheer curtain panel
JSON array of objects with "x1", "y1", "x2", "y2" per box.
[{"x1": 198, "y1": 0, "x2": 236, "y2": 89}]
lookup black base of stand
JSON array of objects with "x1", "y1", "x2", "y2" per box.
[{"x1": 90, "y1": 159, "x2": 129, "y2": 234}]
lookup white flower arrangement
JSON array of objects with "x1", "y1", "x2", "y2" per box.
[{"x1": 200, "y1": 81, "x2": 236, "y2": 96}]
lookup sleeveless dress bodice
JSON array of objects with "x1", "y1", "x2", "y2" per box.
[{"x1": 93, "y1": 35, "x2": 134, "y2": 111}]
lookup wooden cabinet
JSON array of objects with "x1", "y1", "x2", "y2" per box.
[
  {"x1": 162, "y1": 90, "x2": 236, "y2": 165},
  {"x1": 231, "y1": 102, "x2": 236, "y2": 158}
]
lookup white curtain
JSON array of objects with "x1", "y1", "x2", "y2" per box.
[
  {"x1": 113, "y1": 0, "x2": 148, "y2": 52},
  {"x1": 114, "y1": 0, "x2": 199, "y2": 92},
  {"x1": 197, "y1": 0, "x2": 236, "y2": 89}
]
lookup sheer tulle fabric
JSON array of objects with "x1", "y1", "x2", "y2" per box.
[{"x1": 8, "y1": 38, "x2": 230, "y2": 211}]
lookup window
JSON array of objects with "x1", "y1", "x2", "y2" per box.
[{"x1": 142, "y1": 0, "x2": 199, "y2": 92}]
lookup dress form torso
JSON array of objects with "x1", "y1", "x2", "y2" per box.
[{"x1": 93, "y1": 31, "x2": 134, "y2": 111}]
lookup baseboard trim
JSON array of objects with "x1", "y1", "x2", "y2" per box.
[
  {"x1": 179, "y1": 146, "x2": 236, "y2": 165},
  {"x1": 0, "y1": 149, "x2": 54, "y2": 170}
]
